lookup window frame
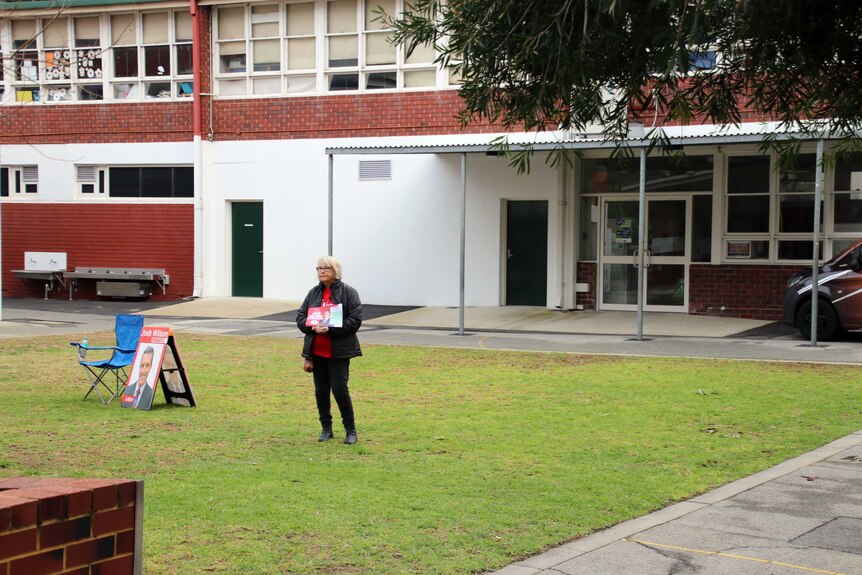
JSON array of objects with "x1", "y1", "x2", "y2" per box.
[
  {"x1": 106, "y1": 166, "x2": 194, "y2": 198},
  {"x1": 0, "y1": 165, "x2": 39, "y2": 198},
  {"x1": 0, "y1": 11, "x2": 193, "y2": 104},
  {"x1": 721, "y1": 146, "x2": 857, "y2": 264},
  {"x1": 212, "y1": 0, "x2": 446, "y2": 98}
]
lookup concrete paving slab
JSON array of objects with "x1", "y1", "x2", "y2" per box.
[
  {"x1": 632, "y1": 521, "x2": 862, "y2": 574},
  {"x1": 364, "y1": 307, "x2": 774, "y2": 337},
  {"x1": 794, "y1": 517, "x2": 862, "y2": 555},
  {"x1": 556, "y1": 536, "x2": 862, "y2": 575},
  {"x1": 142, "y1": 297, "x2": 302, "y2": 319}
]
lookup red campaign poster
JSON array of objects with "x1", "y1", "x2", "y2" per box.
[
  {"x1": 305, "y1": 303, "x2": 343, "y2": 327},
  {"x1": 121, "y1": 328, "x2": 167, "y2": 411},
  {"x1": 121, "y1": 326, "x2": 196, "y2": 411}
]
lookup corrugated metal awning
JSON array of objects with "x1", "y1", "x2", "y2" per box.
[{"x1": 325, "y1": 126, "x2": 832, "y2": 155}]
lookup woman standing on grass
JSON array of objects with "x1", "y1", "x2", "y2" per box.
[{"x1": 296, "y1": 256, "x2": 363, "y2": 444}]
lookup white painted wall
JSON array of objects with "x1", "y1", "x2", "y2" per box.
[
  {"x1": 0, "y1": 142, "x2": 193, "y2": 202},
  {"x1": 2, "y1": 135, "x2": 564, "y2": 308},
  {"x1": 201, "y1": 133, "x2": 562, "y2": 307}
]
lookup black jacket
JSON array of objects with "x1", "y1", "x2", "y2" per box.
[{"x1": 296, "y1": 280, "x2": 363, "y2": 359}]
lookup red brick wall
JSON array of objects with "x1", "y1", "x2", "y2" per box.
[
  {"x1": 576, "y1": 261, "x2": 597, "y2": 310},
  {"x1": 210, "y1": 90, "x2": 498, "y2": 141},
  {"x1": 2, "y1": 204, "x2": 194, "y2": 301},
  {"x1": 0, "y1": 477, "x2": 140, "y2": 575},
  {"x1": 576, "y1": 261, "x2": 795, "y2": 320},
  {"x1": 628, "y1": 83, "x2": 773, "y2": 127},
  {"x1": 0, "y1": 89, "x2": 493, "y2": 145},
  {"x1": 0, "y1": 103, "x2": 193, "y2": 145},
  {"x1": 688, "y1": 263, "x2": 799, "y2": 320},
  {"x1": 198, "y1": 7, "x2": 212, "y2": 137},
  {"x1": 0, "y1": 5, "x2": 498, "y2": 145}
]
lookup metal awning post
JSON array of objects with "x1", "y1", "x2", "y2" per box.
[
  {"x1": 636, "y1": 148, "x2": 646, "y2": 341},
  {"x1": 459, "y1": 153, "x2": 467, "y2": 335},
  {"x1": 328, "y1": 154, "x2": 334, "y2": 256},
  {"x1": 810, "y1": 139, "x2": 824, "y2": 345}
]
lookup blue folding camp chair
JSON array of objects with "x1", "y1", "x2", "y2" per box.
[{"x1": 70, "y1": 314, "x2": 144, "y2": 404}]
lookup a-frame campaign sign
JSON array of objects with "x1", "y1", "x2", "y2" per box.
[{"x1": 121, "y1": 326, "x2": 195, "y2": 411}]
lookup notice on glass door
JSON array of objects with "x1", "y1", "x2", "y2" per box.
[{"x1": 614, "y1": 218, "x2": 632, "y2": 244}]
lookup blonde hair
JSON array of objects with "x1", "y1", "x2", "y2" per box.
[{"x1": 317, "y1": 255, "x2": 343, "y2": 280}]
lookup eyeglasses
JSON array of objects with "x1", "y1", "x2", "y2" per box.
[{"x1": 315, "y1": 266, "x2": 333, "y2": 272}]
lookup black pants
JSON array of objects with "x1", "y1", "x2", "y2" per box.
[{"x1": 311, "y1": 356, "x2": 355, "y2": 432}]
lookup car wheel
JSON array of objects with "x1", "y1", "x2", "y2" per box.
[{"x1": 795, "y1": 299, "x2": 841, "y2": 341}]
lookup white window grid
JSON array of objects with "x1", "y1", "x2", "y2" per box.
[
  {"x1": 2, "y1": 165, "x2": 39, "y2": 197},
  {"x1": 76, "y1": 164, "x2": 107, "y2": 197},
  {"x1": 213, "y1": 0, "x2": 447, "y2": 98},
  {"x1": 0, "y1": 11, "x2": 193, "y2": 104},
  {"x1": 721, "y1": 149, "x2": 855, "y2": 263}
]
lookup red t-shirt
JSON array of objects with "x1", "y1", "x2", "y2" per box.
[{"x1": 311, "y1": 287, "x2": 333, "y2": 358}]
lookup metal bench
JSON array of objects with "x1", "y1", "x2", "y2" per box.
[{"x1": 63, "y1": 267, "x2": 168, "y2": 300}]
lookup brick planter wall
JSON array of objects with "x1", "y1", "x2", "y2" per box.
[
  {"x1": 576, "y1": 261, "x2": 597, "y2": 310},
  {"x1": 0, "y1": 478, "x2": 141, "y2": 575},
  {"x1": 575, "y1": 262, "x2": 797, "y2": 320},
  {"x1": 689, "y1": 264, "x2": 799, "y2": 320}
]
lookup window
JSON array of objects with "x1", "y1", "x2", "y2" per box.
[
  {"x1": 108, "y1": 167, "x2": 193, "y2": 198},
  {"x1": 0, "y1": 39, "x2": 5, "y2": 101},
  {"x1": 726, "y1": 156, "x2": 770, "y2": 234},
  {"x1": 778, "y1": 154, "x2": 820, "y2": 233},
  {"x1": 833, "y1": 153, "x2": 862, "y2": 235},
  {"x1": 724, "y1": 155, "x2": 771, "y2": 260},
  {"x1": 12, "y1": 20, "x2": 40, "y2": 102},
  {"x1": 688, "y1": 50, "x2": 718, "y2": 71},
  {"x1": 285, "y1": 2, "x2": 316, "y2": 93},
  {"x1": 775, "y1": 153, "x2": 822, "y2": 260},
  {"x1": 75, "y1": 17, "x2": 104, "y2": 100},
  {"x1": 213, "y1": 0, "x2": 442, "y2": 97},
  {"x1": 2, "y1": 12, "x2": 192, "y2": 104},
  {"x1": 722, "y1": 152, "x2": 849, "y2": 262},
  {"x1": 691, "y1": 195, "x2": 712, "y2": 262},
  {"x1": 580, "y1": 156, "x2": 713, "y2": 194},
  {"x1": 2, "y1": 166, "x2": 39, "y2": 196},
  {"x1": 77, "y1": 165, "x2": 106, "y2": 196}
]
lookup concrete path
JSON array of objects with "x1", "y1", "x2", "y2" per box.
[
  {"x1": 2, "y1": 296, "x2": 861, "y2": 364},
  {"x1": 2, "y1": 296, "x2": 861, "y2": 574},
  {"x1": 494, "y1": 432, "x2": 862, "y2": 575}
]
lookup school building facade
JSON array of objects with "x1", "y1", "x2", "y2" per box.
[{"x1": 1, "y1": 0, "x2": 860, "y2": 320}]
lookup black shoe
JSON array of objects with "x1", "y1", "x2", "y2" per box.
[
  {"x1": 318, "y1": 428, "x2": 333, "y2": 442},
  {"x1": 344, "y1": 430, "x2": 357, "y2": 445}
]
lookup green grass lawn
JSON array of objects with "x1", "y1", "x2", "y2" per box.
[{"x1": 1, "y1": 333, "x2": 860, "y2": 574}]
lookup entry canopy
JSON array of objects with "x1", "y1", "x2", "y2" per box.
[{"x1": 324, "y1": 124, "x2": 854, "y2": 342}]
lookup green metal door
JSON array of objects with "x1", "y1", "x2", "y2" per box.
[
  {"x1": 505, "y1": 200, "x2": 548, "y2": 305},
  {"x1": 231, "y1": 202, "x2": 263, "y2": 297}
]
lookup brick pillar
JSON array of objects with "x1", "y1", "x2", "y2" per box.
[{"x1": 0, "y1": 478, "x2": 142, "y2": 575}]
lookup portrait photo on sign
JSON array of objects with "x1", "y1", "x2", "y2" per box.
[{"x1": 121, "y1": 343, "x2": 165, "y2": 410}]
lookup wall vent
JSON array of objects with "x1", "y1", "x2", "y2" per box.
[
  {"x1": 22, "y1": 166, "x2": 39, "y2": 182},
  {"x1": 77, "y1": 165, "x2": 96, "y2": 181},
  {"x1": 358, "y1": 160, "x2": 391, "y2": 181}
]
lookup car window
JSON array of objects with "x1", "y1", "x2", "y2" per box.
[{"x1": 833, "y1": 242, "x2": 862, "y2": 269}]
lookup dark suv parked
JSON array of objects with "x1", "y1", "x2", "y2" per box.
[{"x1": 782, "y1": 238, "x2": 862, "y2": 340}]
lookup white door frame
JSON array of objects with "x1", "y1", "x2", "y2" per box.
[{"x1": 599, "y1": 195, "x2": 691, "y2": 312}]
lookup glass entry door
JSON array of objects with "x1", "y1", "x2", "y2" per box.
[{"x1": 600, "y1": 198, "x2": 689, "y2": 311}]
